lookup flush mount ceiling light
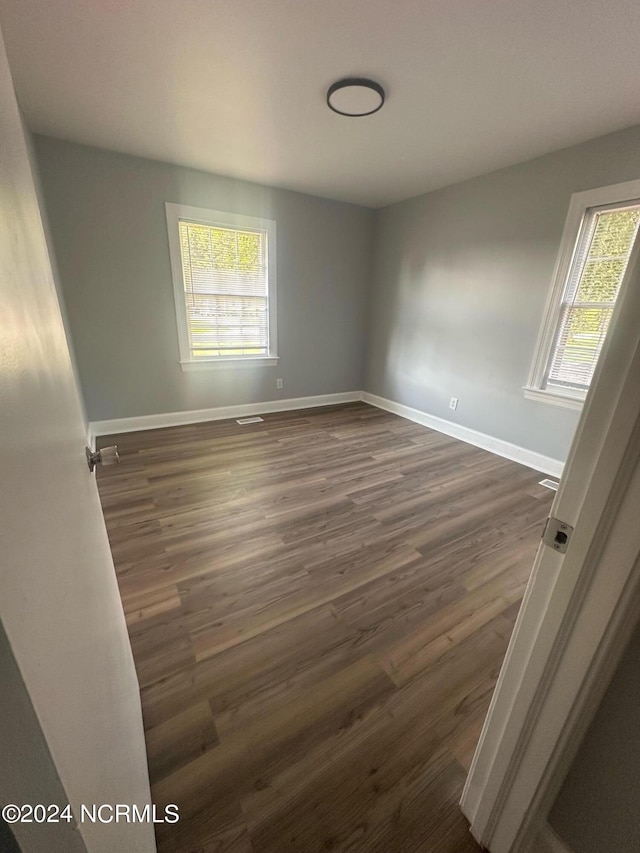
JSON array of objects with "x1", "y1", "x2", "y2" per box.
[{"x1": 326, "y1": 78, "x2": 385, "y2": 117}]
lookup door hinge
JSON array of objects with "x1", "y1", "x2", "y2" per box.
[{"x1": 542, "y1": 516, "x2": 574, "y2": 554}]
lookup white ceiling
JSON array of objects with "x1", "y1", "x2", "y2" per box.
[{"x1": 2, "y1": 0, "x2": 640, "y2": 208}]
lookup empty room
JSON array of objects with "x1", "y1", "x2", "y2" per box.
[{"x1": 2, "y1": 2, "x2": 640, "y2": 853}]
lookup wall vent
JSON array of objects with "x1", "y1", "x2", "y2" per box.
[
  {"x1": 539, "y1": 478, "x2": 559, "y2": 491},
  {"x1": 236, "y1": 416, "x2": 264, "y2": 425}
]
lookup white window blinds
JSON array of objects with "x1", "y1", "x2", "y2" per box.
[
  {"x1": 178, "y1": 220, "x2": 269, "y2": 358},
  {"x1": 545, "y1": 205, "x2": 640, "y2": 392}
]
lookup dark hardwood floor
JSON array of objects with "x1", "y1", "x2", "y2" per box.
[{"x1": 96, "y1": 402, "x2": 553, "y2": 853}]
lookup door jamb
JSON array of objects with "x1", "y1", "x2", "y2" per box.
[{"x1": 460, "y1": 241, "x2": 640, "y2": 852}]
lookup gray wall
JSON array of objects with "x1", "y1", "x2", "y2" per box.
[
  {"x1": 364, "y1": 124, "x2": 640, "y2": 462},
  {"x1": 549, "y1": 621, "x2": 640, "y2": 853},
  {"x1": 25, "y1": 125, "x2": 89, "y2": 435},
  {"x1": 0, "y1": 622, "x2": 87, "y2": 853},
  {"x1": 33, "y1": 125, "x2": 640, "y2": 456},
  {"x1": 33, "y1": 135, "x2": 373, "y2": 423}
]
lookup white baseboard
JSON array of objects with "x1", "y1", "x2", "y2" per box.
[
  {"x1": 91, "y1": 389, "x2": 565, "y2": 478},
  {"x1": 535, "y1": 823, "x2": 574, "y2": 853},
  {"x1": 90, "y1": 391, "x2": 361, "y2": 438},
  {"x1": 361, "y1": 391, "x2": 564, "y2": 478}
]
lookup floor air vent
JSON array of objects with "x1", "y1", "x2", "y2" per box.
[
  {"x1": 539, "y1": 478, "x2": 559, "y2": 491},
  {"x1": 236, "y1": 416, "x2": 264, "y2": 425}
]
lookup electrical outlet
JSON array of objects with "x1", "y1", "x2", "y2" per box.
[
  {"x1": 276, "y1": 378, "x2": 284, "y2": 390},
  {"x1": 449, "y1": 397, "x2": 458, "y2": 411}
]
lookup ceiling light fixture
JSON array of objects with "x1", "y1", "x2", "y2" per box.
[{"x1": 326, "y1": 78, "x2": 385, "y2": 117}]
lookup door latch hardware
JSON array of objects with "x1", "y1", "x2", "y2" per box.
[
  {"x1": 542, "y1": 516, "x2": 574, "y2": 554},
  {"x1": 86, "y1": 445, "x2": 119, "y2": 473}
]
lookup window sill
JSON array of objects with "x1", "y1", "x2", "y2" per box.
[
  {"x1": 523, "y1": 386, "x2": 585, "y2": 411},
  {"x1": 180, "y1": 357, "x2": 279, "y2": 372}
]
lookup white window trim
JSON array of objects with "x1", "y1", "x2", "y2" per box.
[
  {"x1": 165, "y1": 202, "x2": 278, "y2": 370},
  {"x1": 525, "y1": 178, "x2": 640, "y2": 409}
]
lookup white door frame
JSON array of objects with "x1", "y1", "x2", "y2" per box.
[{"x1": 461, "y1": 239, "x2": 640, "y2": 851}]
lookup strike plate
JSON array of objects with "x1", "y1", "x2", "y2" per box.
[{"x1": 542, "y1": 516, "x2": 574, "y2": 554}]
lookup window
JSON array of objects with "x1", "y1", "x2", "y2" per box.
[
  {"x1": 166, "y1": 203, "x2": 277, "y2": 369},
  {"x1": 525, "y1": 180, "x2": 640, "y2": 409}
]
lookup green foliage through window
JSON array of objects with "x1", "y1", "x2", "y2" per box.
[
  {"x1": 546, "y1": 205, "x2": 640, "y2": 390},
  {"x1": 178, "y1": 221, "x2": 269, "y2": 357}
]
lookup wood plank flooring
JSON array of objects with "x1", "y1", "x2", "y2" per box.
[{"x1": 96, "y1": 402, "x2": 553, "y2": 853}]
